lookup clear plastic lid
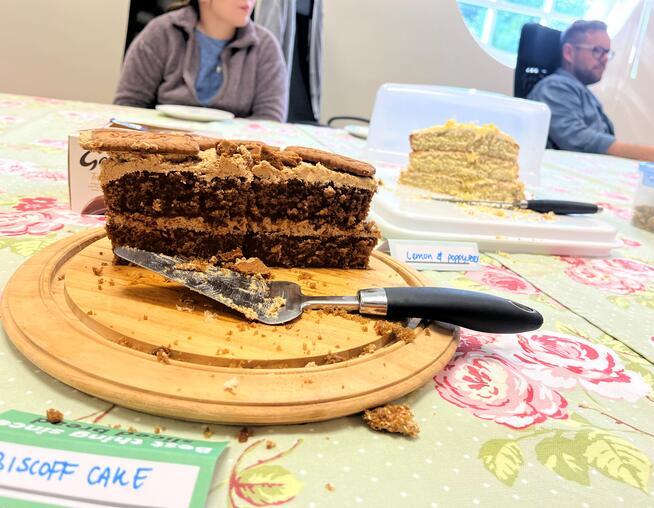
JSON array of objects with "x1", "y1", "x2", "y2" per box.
[
  {"x1": 633, "y1": 162, "x2": 654, "y2": 232},
  {"x1": 364, "y1": 84, "x2": 551, "y2": 190},
  {"x1": 639, "y1": 162, "x2": 654, "y2": 188}
]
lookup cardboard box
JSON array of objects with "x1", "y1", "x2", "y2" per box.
[
  {"x1": 67, "y1": 133, "x2": 106, "y2": 214},
  {"x1": 67, "y1": 121, "x2": 192, "y2": 215}
]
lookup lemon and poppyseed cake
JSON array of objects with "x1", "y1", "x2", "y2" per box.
[
  {"x1": 79, "y1": 129, "x2": 379, "y2": 268},
  {"x1": 399, "y1": 120, "x2": 525, "y2": 201}
]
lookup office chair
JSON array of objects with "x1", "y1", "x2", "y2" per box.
[{"x1": 514, "y1": 23, "x2": 562, "y2": 99}]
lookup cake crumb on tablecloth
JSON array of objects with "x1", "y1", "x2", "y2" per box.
[
  {"x1": 46, "y1": 408, "x2": 63, "y2": 424},
  {"x1": 237, "y1": 427, "x2": 253, "y2": 443},
  {"x1": 363, "y1": 404, "x2": 420, "y2": 438}
]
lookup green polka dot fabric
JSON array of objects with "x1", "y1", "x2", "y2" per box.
[{"x1": 1, "y1": 94, "x2": 654, "y2": 507}]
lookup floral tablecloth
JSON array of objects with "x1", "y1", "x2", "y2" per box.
[{"x1": 1, "y1": 93, "x2": 654, "y2": 507}]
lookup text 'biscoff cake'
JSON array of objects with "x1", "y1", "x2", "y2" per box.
[
  {"x1": 80, "y1": 129, "x2": 379, "y2": 268},
  {"x1": 399, "y1": 119, "x2": 525, "y2": 201}
]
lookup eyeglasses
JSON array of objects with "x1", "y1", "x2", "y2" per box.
[{"x1": 573, "y1": 44, "x2": 615, "y2": 61}]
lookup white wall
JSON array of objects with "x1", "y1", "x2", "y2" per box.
[
  {"x1": 0, "y1": 0, "x2": 130, "y2": 104},
  {"x1": 321, "y1": 0, "x2": 654, "y2": 147},
  {"x1": 594, "y1": 2, "x2": 654, "y2": 146},
  {"x1": 321, "y1": 0, "x2": 514, "y2": 124}
]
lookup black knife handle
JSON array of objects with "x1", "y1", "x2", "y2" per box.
[
  {"x1": 382, "y1": 287, "x2": 543, "y2": 333},
  {"x1": 526, "y1": 199, "x2": 600, "y2": 215}
]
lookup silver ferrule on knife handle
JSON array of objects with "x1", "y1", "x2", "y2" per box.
[
  {"x1": 301, "y1": 295, "x2": 359, "y2": 311},
  {"x1": 517, "y1": 200, "x2": 529, "y2": 209},
  {"x1": 357, "y1": 288, "x2": 388, "y2": 316}
]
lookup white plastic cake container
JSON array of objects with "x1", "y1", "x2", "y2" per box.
[{"x1": 363, "y1": 83, "x2": 551, "y2": 190}]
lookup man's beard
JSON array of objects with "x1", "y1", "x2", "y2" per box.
[{"x1": 573, "y1": 66, "x2": 602, "y2": 86}]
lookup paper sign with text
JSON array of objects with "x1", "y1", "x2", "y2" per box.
[
  {"x1": 0, "y1": 410, "x2": 228, "y2": 508},
  {"x1": 387, "y1": 239, "x2": 480, "y2": 271}
]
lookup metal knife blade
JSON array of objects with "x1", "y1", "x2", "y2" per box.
[
  {"x1": 431, "y1": 196, "x2": 518, "y2": 209},
  {"x1": 114, "y1": 246, "x2": 283, "y2": 321},
  {"x1": 430, "y1": 197, "x2": 601, "y2": 215}
]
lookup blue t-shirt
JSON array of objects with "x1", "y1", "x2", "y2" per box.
[
  {"x1": 527, "y1": 68, "x2": 615, "y2": 154},
  {"x1": 195, "y1": 29, "x2": 228, "y2": 106}
]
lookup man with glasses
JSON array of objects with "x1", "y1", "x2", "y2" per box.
[{"x1": 528, "y1": 20, "x2": 654, "y2": 161}]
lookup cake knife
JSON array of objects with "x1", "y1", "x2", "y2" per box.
[
  {"x1": 115, "y1": 246, "x2": 543, "y2": 333},
  {"x1": 430, "y1": 197, "x2": 601, "y2": 215}
]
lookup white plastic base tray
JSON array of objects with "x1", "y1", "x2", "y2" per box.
[{"x1": 370, "y1": 176, "x2": 621, "y2": 257}]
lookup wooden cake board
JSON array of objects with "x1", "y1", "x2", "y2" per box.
[{"x1": 1, "y1": 228, "x2": 458, "y2": 425}]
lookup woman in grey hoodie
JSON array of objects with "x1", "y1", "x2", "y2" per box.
[{"x1": 114, "y1": 0, "x2": 288, "y2": 122}]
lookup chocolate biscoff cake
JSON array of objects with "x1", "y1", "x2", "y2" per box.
[{"x1": 80, "y1": 129, "x2": 379, "y2": 268}]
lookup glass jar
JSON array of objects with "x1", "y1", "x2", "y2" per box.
[{"x1": 632, "y1": 162, "x2": 654, "y2": 232}]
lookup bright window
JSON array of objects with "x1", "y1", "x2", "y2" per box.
[{"x1": 457, "y1": 0, "x2": 625, "y2": 67}]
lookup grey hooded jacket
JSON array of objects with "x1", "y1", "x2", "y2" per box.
[{"x1": 114, "y1": 6, "x2": 288, "y2": 122}]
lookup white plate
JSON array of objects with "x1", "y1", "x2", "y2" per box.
[
  {"x1": 344, "y1": 124, "x2": 369, "y2": 139},
  {"x1": 155, "y1": 104, "x2": 235, "y2": 122}
]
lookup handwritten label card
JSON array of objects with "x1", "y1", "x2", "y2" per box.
[
  {"x1": 0, "y1": 410, "x2": 228, "y2": 508},
  {"x1": 387, "y1": 239, "x2": 481, "y2": 271}
]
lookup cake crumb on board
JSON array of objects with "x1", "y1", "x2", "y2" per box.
[
  {"x1": 46, "y1": 408, "x2": 63, "y2": 424},
  {"x1": 152, "y1": 345, "x2": 171, "y2": 364},
  {"x1": 224, "y1": 257, "x2": 272, "y2": 279},
  {"x1": 325, "y1": 482, "x2": 336, "y2": 492},
  {"x1": 223, "y1": 377, "x2": 239, "y2": 394},
  {"x1": 203, "y1": 426, "x2": 214, "y2": 439},
  {"x1": 363, "y1": 404, "x2": 420, "y2": 438},
  {"x1": 374, "y1": 321, "x2": 415, "y2": 343},
  {"x1": 265, "y1": 440, "x2": 277, "y2": 449}
]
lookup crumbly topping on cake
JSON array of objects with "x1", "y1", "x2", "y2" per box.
[
  {"x1": 285, "y1": 146, "x2": 376, "y2": 177},
  {"x1": 80, "y1": 128, "x2": 202, "y2": 155}
]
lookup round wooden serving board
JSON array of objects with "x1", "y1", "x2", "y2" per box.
[{"x1": 1, "y1": 228, "x2": 458, "y2": 424}]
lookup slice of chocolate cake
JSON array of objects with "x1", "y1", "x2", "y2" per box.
[{"x1": 80, "y1": 129, "x2": 379, "y2": 268}]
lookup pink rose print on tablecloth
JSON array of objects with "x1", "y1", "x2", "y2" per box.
[
  {"x1": 0, "y1": 99, "x2": 26, "y2": 108},
  {"x1": 0, "y1": 210, "x2": 65, "y2": 236},
  {"x1": 564, "y1": 262, "x2": 644, "y2": 294},
  {"x1": 14, "y1": 197, "x2": 61, "y2": 212},
  {"x1": 34, "y1": 97, "x2": 66, "y2": 104},
  {"x1": 596, "y1": 201, "x2": 633, "y2": 220},
  {"x1": 619, "y1": 237, "x2": 642, "y2": 248},
  {"x1": 598, "y1": 258, "x2": 654, "y2": 277},
  {"x1": 1, "y1": 198, "x2": 104, "y2": 237},
  {"x1": 0, "y1": 115, "x2": 19, "y2": 125},
  {"x1": 0, "y1": 158, "x2": 66, "y2": 182},
  {"x1": 56, "y1": 110, "x2": 103, "y2": 123},
  {"x1": 600, "y1": 190, "x2": 631, "y2": 202},
  {"x1": 458, "y1": 329, "x2": 499, "y2": 353},
  {"x1": 35, "y1": 139, "x2": 68, "y2": 150},
  {"x1": 560, "y1": 256, "x2": 654, "y2": 294},
  {"x1": 434, "y1": 351, "x2": 568, "y2": 429},
  {"x1": 465, "y1": 265, "x2": 539, "y2": 295},
  {"x1": 504, "y1": 333, "x2": 650, "y2": 402}
]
